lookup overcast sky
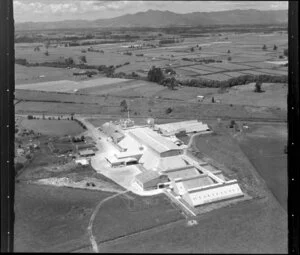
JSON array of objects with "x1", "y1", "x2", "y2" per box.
[{"x1": 14, "y1": 0, "x2": 288, "y2": 23}]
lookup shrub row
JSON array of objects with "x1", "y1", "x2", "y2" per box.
[
  {"x1": 180, "y1": 74, "x2": 288, "y2": 88},
  {"x1": 73, "y1": 118, "x2": 87, "y2": 130}
]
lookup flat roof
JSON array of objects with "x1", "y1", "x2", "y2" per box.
[{"x1": 129, "y1": 127, "x2": 180, "y2": 154}]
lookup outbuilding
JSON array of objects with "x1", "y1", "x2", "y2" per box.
[
  {"x1": 135, "y1": 171, "x2": 169, "y2": 190},
  {"x1": 79, "y1": 149, "x2": 95, "y2": 157}
]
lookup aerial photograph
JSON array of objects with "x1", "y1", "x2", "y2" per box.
[{"x1": 13, "y1": 0, "x2": 288, "y2": 253}]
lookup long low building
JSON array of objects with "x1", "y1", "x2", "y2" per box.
[
  {"x1": 182, "y1": 180, "x2": 244, "y2": 207},
  {"x1": 155, "y1": 120, "x2": 210, "y2": 136},
  {"x1": 128, "y1": 127, "x2": 183, "y2": 157}
]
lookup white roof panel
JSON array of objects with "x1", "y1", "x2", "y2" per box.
[{"x1": 129, "y1": 127, "x2": 180, "y2": 154}]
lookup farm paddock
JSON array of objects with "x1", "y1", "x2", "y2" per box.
[
  {"x1": 20, "y1": 119, "x2": 85, "y2": 136},
  {"x1": 15, "y1": 32, "x2": 287, "y2": 84}
]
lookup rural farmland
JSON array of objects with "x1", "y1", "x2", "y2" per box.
[{"x1": 13, "y1": 5, "x2": 288, "y2": 254}]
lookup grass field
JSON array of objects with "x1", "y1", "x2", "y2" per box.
[
  {"x1": 16, "y1": 77, "x2": 131, "y2": 93},
  {"x1": 20, "y1": 119, "x2": 84, "y2": 136},
  {"x1": 93, "y1": 197, "x2": 287, "y2": 253},
  {"x1": 16, "y1": 32, "x2": 288, "y2": 84},
  {"x1": 205, "y1": 83, "x2": 287, "y2": 110},
  {"x1": 14, "y1": 183, "x2": 113, "y2": 252},
  {"x1": 236, "y1": 124, "x2": 287, "y2": 211}
]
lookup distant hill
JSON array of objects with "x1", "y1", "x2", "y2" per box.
[{"x1": 15, "y1": 9, "x2": 288, "y2": 30}]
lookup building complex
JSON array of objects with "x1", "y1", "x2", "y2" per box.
[{"x1": 100, "y1": 118, "x2": 244, "y2": 209}]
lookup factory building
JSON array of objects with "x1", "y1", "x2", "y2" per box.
[
  {"x1": 135, "y1": 171, "x2": 169, "y2": 190},
  {"x1": 155, "y1": 120, "x2": 211, "y2": 136},
  {"x1": 128, "y1": 127, "x2": 183, "y2": 157},
  {"x1": 101, "y1": 120, "x2": 243, "y2": 208}
]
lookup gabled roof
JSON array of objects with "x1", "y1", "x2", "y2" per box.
[{"x1": 129, "y1": 127, "x2": 180, "y2": 154}]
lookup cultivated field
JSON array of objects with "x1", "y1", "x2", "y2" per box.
[{"x1": 16, "y1": 32, "x2": 288, "y2": 84}]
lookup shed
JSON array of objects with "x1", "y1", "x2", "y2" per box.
[
  {"x1": 79, "y1": 149, "x2": 95, "y2": 157},
  {"x1": 135, "y1": 171, "x2": 169, "y2": 190}
]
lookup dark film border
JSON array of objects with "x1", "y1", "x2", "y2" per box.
[
  {"x1": 0, "y1": 0, "x2": 15, "y2": 252},
  {"x1": 288, "y1": 1, "x2": 299, "y2": 254},
  {"x1": 0, "y1": 0, "x2": 299, "y2": 253}
]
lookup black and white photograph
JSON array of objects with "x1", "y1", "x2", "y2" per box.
[{"x1": 1, "y1": 0, "x2": 298, "y2": 253}]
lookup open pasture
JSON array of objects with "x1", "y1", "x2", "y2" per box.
[
  {"x1": 237, "y1": 123, "x2": 287, "y2": 211},
  {"x1": 20, "y1": 119, "x2": 85, "y2": 136},
  {"x1": 78, "y1": 79, "x2": 158, "y2": 96},
  {"x1": 16, "y1": 32, "x2": 287, "y2": 83},
  {"x1": 16, "y1": 77, "x2": 130, "y2": 93},
  {"x1": 209, "y1": 83, "x2": 287, "y2": 110},
  {"x1": 15, "y1": 64, "x2": 81, "y2": 85},
  {"x1": 14, "y1": 183, "x2": 113, "y2": 252}
]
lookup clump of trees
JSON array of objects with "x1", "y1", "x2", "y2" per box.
[
  {"x1": 227, "y1": 49, "x2": 231, "y2": 54},
  {"x1": 147, "y1": 66, "x2": 165, "y2": 83},
  {"x1": 165, "y1": 107, "x2": 173, "y2": 114},
  {"x1": 283, "y1": 49, "x2": 288, "y2": 57},
  {"x1": 123, "y1": 51, "x2": 132, "y2": 56},
  {"x1": 254, "y1": 81, "x2": 263, "y2": 93},
  {"x1": 160, "y1": 77, "x2": 178, "y2": 90},
  {"x1": 65, "y1": 57, "x2": 74, "y2": 65},
  {"x1": 15, "y1": 58, "x2": 28, "y2": 65},
  {"x1": 262, "y1": 44, "x2": 267, "y2": 50},
  {"x1": 229, "y1": 120, "x2": 236, "y2": 128},
  {"x1": 120, "y1": 100, "x2": 128, "y2": 112},
  {"x1": 79, "y1": 55, "x2": 87, "y2": 63},
  {"x1": 273, "y1": 44, "x2": 278, "y2": 51},
  {"x1": 227, "y1": 56, "x2": 232, "y2": 61},
  {"x1": 72, "y1": 135, "x2": 85, "y2": 143}
]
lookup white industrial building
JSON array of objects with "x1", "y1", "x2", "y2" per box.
[
  {"x1": 181, "y1": 180, "x2": 244, "y2": 207},
  {"x1": 102, "y1": 119, "x2": 243, "y2": 207},
  {"x1": 155, "y1": 120, "x2": 211, "y2": 136}
]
